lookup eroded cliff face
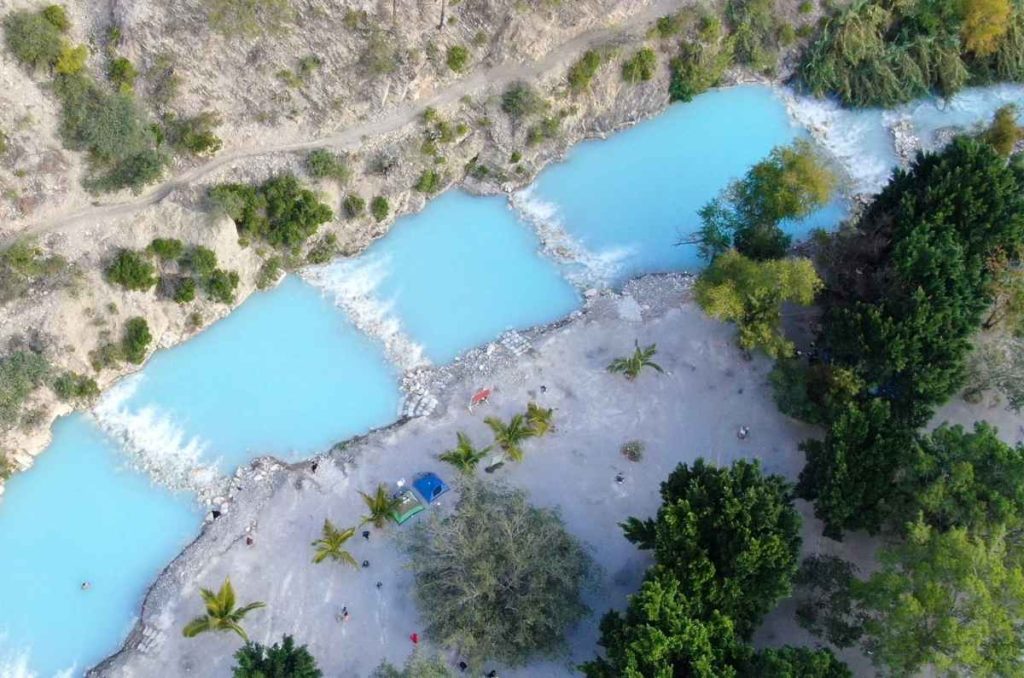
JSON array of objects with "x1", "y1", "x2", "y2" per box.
[{"x1": 0, "y1": 0, "x2": 696, "y2": 491}]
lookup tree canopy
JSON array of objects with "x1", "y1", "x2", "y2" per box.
[
  {"x1": 210, "y1": 174, "x2": 333, "y2": 248},
  {"x1": 232, "y1": 635, "x2": 322, "y2": 678},
  {"x1": 694, "y1": 251, "x2": 822, "y2": 358},
  {"x1": 405, "y1": 481, "x2": 594, "y2": 668}
]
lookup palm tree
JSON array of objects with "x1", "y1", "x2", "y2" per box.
[
  {"x1": 439, "y1": 432, "x2": 491, "y2": 474},
  {"x1": 525, "y1": 402, "x2": 554, "y2": 436},
  {"x1": 360, "y1": 484, "x2": 401, "y2": 528},
  {"x1": 485, "y1": 413, "x2": 536, "y2": 462},
  {"x1": 181, "y1": 578, "x2": 265, "y2": 642},
  {"x1": 607, "y1": 340, "x2": 664, "y2": 380},
  {"x1": 311, "y1": 519, "x2": 359, "y2": 567}
]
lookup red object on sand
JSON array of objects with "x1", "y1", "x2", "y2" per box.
[
  {"x1": 471, "y1": 388, "x2": 492, "y2": 406},
  {"x1": 410, "y1": 632, "x2": 419, "y2": 645}
]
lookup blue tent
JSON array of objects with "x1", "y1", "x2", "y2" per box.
[{"x1": 413, "y1": 472, "x2": 450, "y2": 502}]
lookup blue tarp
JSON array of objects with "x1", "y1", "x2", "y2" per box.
[{"x1": 413, "y1": 472, "x2": 450, "y2": 502}]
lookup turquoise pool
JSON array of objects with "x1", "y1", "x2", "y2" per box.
[{"x1": 0, "y1": 416, "x2": 200, "y2": 677}]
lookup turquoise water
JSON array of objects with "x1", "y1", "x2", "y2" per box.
[
  {"x1": 94, "y1": 276, "x2": 401, "y2": 477},
  {"x1": 523, "y1": 86, "x2": 846, "y2": 282},
  {"x1": 0, "y1": 416, "x2": 200, "y2": 677},
  {"x1": 305, "y1": 191, "x2": 581, "y2": 365}
]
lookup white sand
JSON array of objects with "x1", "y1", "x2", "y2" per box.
[{"x1": 93, "y1": 277, "x2": 1024, "y2": 677}]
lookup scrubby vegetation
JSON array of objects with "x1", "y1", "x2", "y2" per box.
[
  {"x1": 370, "y1": 196, "x2": 389, "y2": 221},
  {"x1": 205, "y1": 0, "x2": 294, "y2": 38},
  {"x1": 800, "y1": 0, "x2": 1024, "y2": 107},
  {"x1": 669, "y1": 15, "x2": 734, "y2": 102},
  {"x1": 621, "y1": 47, "x2": 657, "y2": 83},
  {"x1": 0, "y1": 240, "x2": 78, "y2": 304},
  {"x1": 106, "y1": 241, "x2": 239, "y2": 305},
  {"x1": 0, "y1": 351, "x2": 50, "y2": 430},
  {"x1": 305, "y1": 149, "x2": 350, "y2": 184},
  {"x1": 106, "y1": 249, "x2": 158, "y2": 291},
  {"x1": 446, "y1": 44, "x2": 469, "y2": 73},
  {"x1": 567, "y1": 49, "x2": 603, "y2": 93},
  {"x1": 51, "y1": 371, "x2": 99, "y2": 403},
  {"x1": 501, "y1": 81, "x2": 546, "y2": 122},
  {"x1": 414, "y1": 170, "x2": 443, "y2": 194},
  {"x1": 406, "y1": 481, "x2": 594, "y2": 669},
  {"x1": 209, "y1": 174, "x2": 333, "y2": 248}
]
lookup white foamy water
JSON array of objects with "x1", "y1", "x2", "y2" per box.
[
  {"x1": 302, "y1": 255, "x2": 430, "y2": 372},
  {"x1": 779, "y1": 89, "x2": 898, "y2": 195},
  {"x1": 510, "y1": 186, "x2": 633, "y2": 287},
  {"x1": 91, "y1": 376, "x2": 221, "y2": 495}
]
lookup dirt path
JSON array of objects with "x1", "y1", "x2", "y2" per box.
[{"x1": 5, "y1": 0, "x2": 683, "y2": 247}]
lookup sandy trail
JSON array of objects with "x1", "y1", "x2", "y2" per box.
[{"x1": 5, "y1": 0, "x2": 683, "y2": 248}]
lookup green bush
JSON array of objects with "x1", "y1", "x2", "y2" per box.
[
  {"x1": 108, "y1": 56, "x2": 138, "y2": 92},
  {"x1": 3, "y1": 9, "x2": 64, "y2": 71},
  {"x1": 121, "y1": 317, "x2": 152, "y2": 364},
  {"x1": 147, "y1": 237, "x2": 184, "y2": 261},
  {"x1": 798, "y1": 0, "x2": 814, "y2": 13},
  {"x1": 362, "y1": 28, "x2": 399, "y2": 75},
  {"x1": 51, "y1": 371, "x2": 99, "y2": 402},
  {"x1": 501, "y1": 81, "x2": 545, "y2": 121},
  {"x1": 621, "y1": 47, "x2": 657, "y2": 83},
  {"x1": 306, "y1": 233, "x2": 338, "y2": 264},
  {"x1": 728, "y1": 0, "x2": 783, "y2": 74},
  {"x1": 205, "y1": 0, "x2": 294, "y2": 38},
  {"x1": 162, "y1": 111, "x2": 222, "y2": 156},
  {"x1": 55, "y1": 43, "x2": 87, "y2": 75},
  {"x1": 0, "y1": 240, "x2": 76, "y2": 304},
  {"x1": 180, "y1": 245, "x2": 218, "y2": 276},
  {"x1": 209, "y1": 174, "x2": 333, "y2": 248},
  {"x1": 305, "y1": 149, "x2": 350, "y2": 183},
  {"x1": 106, "y1": 249, "x2": 157, "y2": 291},
  {"x1": 669, "y1": 31, "x2": 734, "y2": 102},
  {"x1": 414, "y1": 170, "x2": 443, "y2": 194},
  {"x1": 255, "y1": 256, "x2": 282, "y2": 290},
  {"x1": 567, "y1": 49, "x2": 602, "y2": 92},
  {"x1": 370, "y1": 196, "x2": 389, "y2": 222},
  {"x1": 202, "y1": 268, "x2": 239, "y2": 304},
  {"x1": 526, "y1": 116, "x2": 560, "y2": 146},
  {"x1": 41, "y1": 5, "x2": 70, "y2": 31},
  {"x1": 172, "y1": 276, "x2": 196, "y2": 303},
  {"x1": 53, "y1": 72, "x2": 168, "y2": 192},
  {"x1": 0, "y1": 351, "x2": 50, "y2": 430},
  {"x1": 446, "y1": 44, "x2": 469, "y2": 72},
  {"x1": 342, "y1": 194, "x2": 366, "y2": 218}
]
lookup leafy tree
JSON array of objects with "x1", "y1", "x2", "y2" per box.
[
  {"x1": 857, "y1": 521, "x2": 1024, "y2": 677},
  {"x1": 607, "y1": 340, "x2": 664, "y2": 380},
  {"x1": 621, "y1": 459, "x2": 802, "y2": 637},
  {"x1": 0, "y1": 351, "x2": 50, "y2": 430},
  {"x1": 744, "y1": 646, "x2": 852, "y2": 677},
  {"x1": 793, "y1": 555, "x2": 865, "y2": 649},
  {"x1": 769, "y1": 360, "x2": 863, "y2": 426},
  {"x1": 501, "y1": 81, "x2": 545, "y2": 122},
  {"x1": 581, "y1": 569, "x2": 746, "y2": 678},
  {"x1": 232, "y1": 635, "x2": 321, "y2": 678},
  {"x1": 892, "y1": 422, "x2": 1024, "y2": 533},
  {"x1": 696, "y1": 140, "x2": 834, "y2": 260},
  {"x1": 797, "y1": 398, "x2": 915, "y2": 538},
  {"x1": 121, "y1": 316, "x2": 152, "y2": 364},
  {"x1": 621, "y1": 48, "x2": 657, "y2": 83},
  {"x1": 962, "y1": 0, "x2": 1012, "y2": 56},
  {"x1": 405, "y1": 481, "x2": 594, "y2": 668},
  {"x1": 181, "y1": 245, "x2": 218, "y2": 276},
  {"x1": 445, "y1": 44, "x2": 469, "y2": 72},
  {"x1": 525, "y1": 401, "x2": 553, "y2": 436},
  {"x1": 370, "y1": 196, "x2": 389, "y2": 222},
  {"x1": 438, "y1": 432, "x2": 490, "y2": 474},
  {"x1": 106, "y1": 250, "x2": 157, "y2": 291},
  {"x1": 668, "y1": 16, "x2": 734, "y2": 102},
  {"x1": 310, "y1": 519, "x2": 357, "y2": 566},
  {"x1": 484, "y1": 413, "x2": 535, "y2": 462},
  {"x1": 694, "y1": 251, "x2": 822, "y2": 358},
  {"x1": 568, "y1": 49, "x2": 602, "y2": 92},
  {"x1": 3, "y1": 9, "x2": 64, "y2": 71},
  {"x1": 360, "y1": 484, "x2": 400, "y2": 528},
  {"x1": 984, "y1": 104, "x2": 1021, "y2": 157},
  {"x1": 371, "y1": 649, "x2": 455, "y2": 677},
  {"x1": 305, "y1": 149, "x2": 350, "y2": 184},
  {"x1": 202, "y1": 268, "x2": 239, "y2": 304},
  {"x1": 981, "y1": 247, "x2": 1024, "y2": 332},
  {"x1": 182, "y1": 578, "x2": 266, "y2": 642}
]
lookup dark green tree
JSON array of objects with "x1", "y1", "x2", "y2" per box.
[
  {"x1": 622, "y1": 458, "x2": 802, "y2": 637},
  {"x1": 232, "y1": 635, "x2": 321, "y2": 678}
]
